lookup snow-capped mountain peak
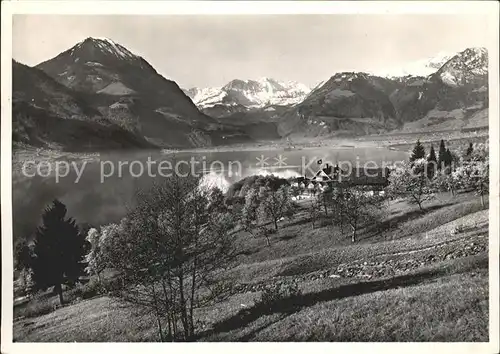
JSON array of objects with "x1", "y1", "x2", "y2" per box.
[
  {"x1": 184, "y1": 86, "x2": 227, "y2": 108},
  {"x1": 69, "y1": 37, "x2": 139, "y2": 62},
  {"x1": 185, "y1": 78, "x2": 311, "y2": 109},
  {"x1": 436, "y1": 47, "x2": 488, "y2": 87},
  {"x1": 373, "y1": 51, "x2": 455, "y2": 78}
]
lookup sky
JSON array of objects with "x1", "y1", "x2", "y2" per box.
[{"x1": 12, "y1": 14, "x2": 490, "y2": 89}]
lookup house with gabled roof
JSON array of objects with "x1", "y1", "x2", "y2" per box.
[{"x1": 291, "y1": 163, "x2": 390, "y2": 196}]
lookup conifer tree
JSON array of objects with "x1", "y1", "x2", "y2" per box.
[
  {"x1": 466, "y1": 142, "x2": 474, "y2": 156},
  {"x1": 443, "y1": 148, "x2": 454, "y2": 174},
  {"x1": 427, "y1": 145, "x2": 438, "y2": 179},
  {"x1": 31, "y1": 199, "x2": 85, "y2": 305},
  {"x1": 410, "y1": 139, "x2": 426, "y2": 162},
  {"x1": 438, "y1": 139, "x2": 447, "y2": 170}
]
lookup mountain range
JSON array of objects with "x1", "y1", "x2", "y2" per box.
[
  {"x1": 12, "y1": 38, "x2": 489, "y2": 151},
  {"x1": 13, "y1": 37, "x2": 250, "y2": 150},
  {"x1": 12, "y1": 60, "x2": 155, "y2": 150},
  {"x1": 278, "y1": 47, "x2": 488, "y2": 138},
  {"x1": 183, "y1": 47, "x2": 488, "y2": 138},
  {"x1": 183, "y1": 78, "x2": 310, "y2": 115}
]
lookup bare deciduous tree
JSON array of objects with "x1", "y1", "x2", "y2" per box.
[
  {"x1": 102, "y1": 175, "x2": 236, "y2": 341},
  {"x1": 257, "y1": 185, "x2": 294, "y2": 231},
  {"x1": 329, "y1": 185, "x2": 385, "y2": 243},
  {"x1": 387, "y1": 159, "x2": 435, "y2": 212},
  {"x1": 453, "y1": 143, "x2": 489, "y2": 208}
]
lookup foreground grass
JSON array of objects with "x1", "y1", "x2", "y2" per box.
[
  {"x1": 232, "y1": 191, "x2": 486, "y2": 269},
  {"x1": 14, "y1": 251, "x2": 488, "y2": 342},
  {"x1": 13, "y1": 193, "x2": 489, "y2": 342},
  {"x1": 253, "y1": 271, "x2": 488, "y2": 342},
  {"x1": 227, "y1": 207, "x2": 488, "y2": 283},
  {"x1": 202, "y1": 254, "x2": 488, "y2": 342}
]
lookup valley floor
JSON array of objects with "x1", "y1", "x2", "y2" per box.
[{"x1": 13, "y1": 191, "x2": 490, "y2": 342}]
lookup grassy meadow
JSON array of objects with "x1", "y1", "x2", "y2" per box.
[{"x1": 13, "y1": 189, "x2": 489, "y2": 342}]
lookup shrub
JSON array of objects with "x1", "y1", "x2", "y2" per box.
[
  {"x1": 14, "y1": 295, "x2": 60, "y2": 319},
  {"x1": 451, "y1": 225, "x2": 465, "y2": 235},
  {"x1": 102, "y1": 276, "x2": 125, "y2": 295},
  {"x1": 72, "y1": 278, "x2": 106, "y2": 300},
  {"x1": 258, "y1": 282, "x2": 302, "y2": 311}
]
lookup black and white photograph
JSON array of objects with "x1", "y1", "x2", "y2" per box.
[{"x1": 1, "y1": 1, "x2": 499, "y2": 351}]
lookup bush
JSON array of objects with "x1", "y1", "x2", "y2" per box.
[
  {"x1": 227, "y1": 175, "x2": 290, "y2": 199},
  {"x1": 14, "y1": 295, "x2": 60, "y2": 319},
  {"x1": 451, "y1": 225, "x2": 465, "y2": 235},
  {"x1": 62, "y1": 277, "x2": 110, "y2": 303},
  {"x1": 451, "y1": 222, "x2": 477, "y2": 236},
  {"x1": 74, "y1": 278, "x2": 106, "y2": 300},
  {"x1": 258, "y1": 282, "x2": 302, "y2": 311}
]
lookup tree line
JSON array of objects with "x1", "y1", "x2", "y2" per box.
[
  {"x1": 302, "y1": 139, "x2": 489, "y2": 242},
  {"x1": 395, "y1": 138, "x2": 489, "y2": 209}
]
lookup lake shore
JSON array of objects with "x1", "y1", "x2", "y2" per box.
[
  {"x1": 11, "y1": 128, "x2": 487, "y2": 176},
  {"x1": 162, "y1": 128, "x2": 488, "y2": 155}
]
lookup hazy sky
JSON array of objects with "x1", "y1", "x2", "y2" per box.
[{"x1": 13, "y1": 14, "x2": 490, "y2": 88}]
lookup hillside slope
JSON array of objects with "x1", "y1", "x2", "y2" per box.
[
  {"x1": 185, "y1": 78, "x2": 310, "y2": 112},
  {"x1": 12, "y1": 61, "x2": 154, "y2": 150},
  {"x1": 278, "y1": 47, "x2": 488, "y2": 138},
  {"x1": 277, "y1": 72, "x2": 400, "y2": 138},
  {"x1": 394, "y1": 48, "x2": 488, "y2": 132},
  {"x1": 35, "y1": 37, "x2": 250, "y2": 148}
]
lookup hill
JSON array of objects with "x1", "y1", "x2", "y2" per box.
[{"x1": 277, "y1": 72, "x2": 400, "y2": 138}]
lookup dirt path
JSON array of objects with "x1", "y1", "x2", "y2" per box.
[{"x1": 231, "y1": 226, "x2": 488, "y2": 294}]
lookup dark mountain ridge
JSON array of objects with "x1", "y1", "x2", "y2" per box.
[
  {"x1": 277, "y1": 47, "x2": 488, "y2": 138},
  {"x1": 12, "y1": 60, "x2": 154, "y2": 150},
  {"x1": 14, "y1": 41, "x2": 488, "y2": 148},
  {"x1": 23, "y1": 37, "x2": 250, "y2": 149}
]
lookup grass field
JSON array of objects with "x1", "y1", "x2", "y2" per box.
[{"x1": 13, "y1": 191, "x2": 490, "y2": 342}]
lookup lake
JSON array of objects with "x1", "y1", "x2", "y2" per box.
[{"x1": 12, "y1": 147, "x2": 409, "y2": 243}]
